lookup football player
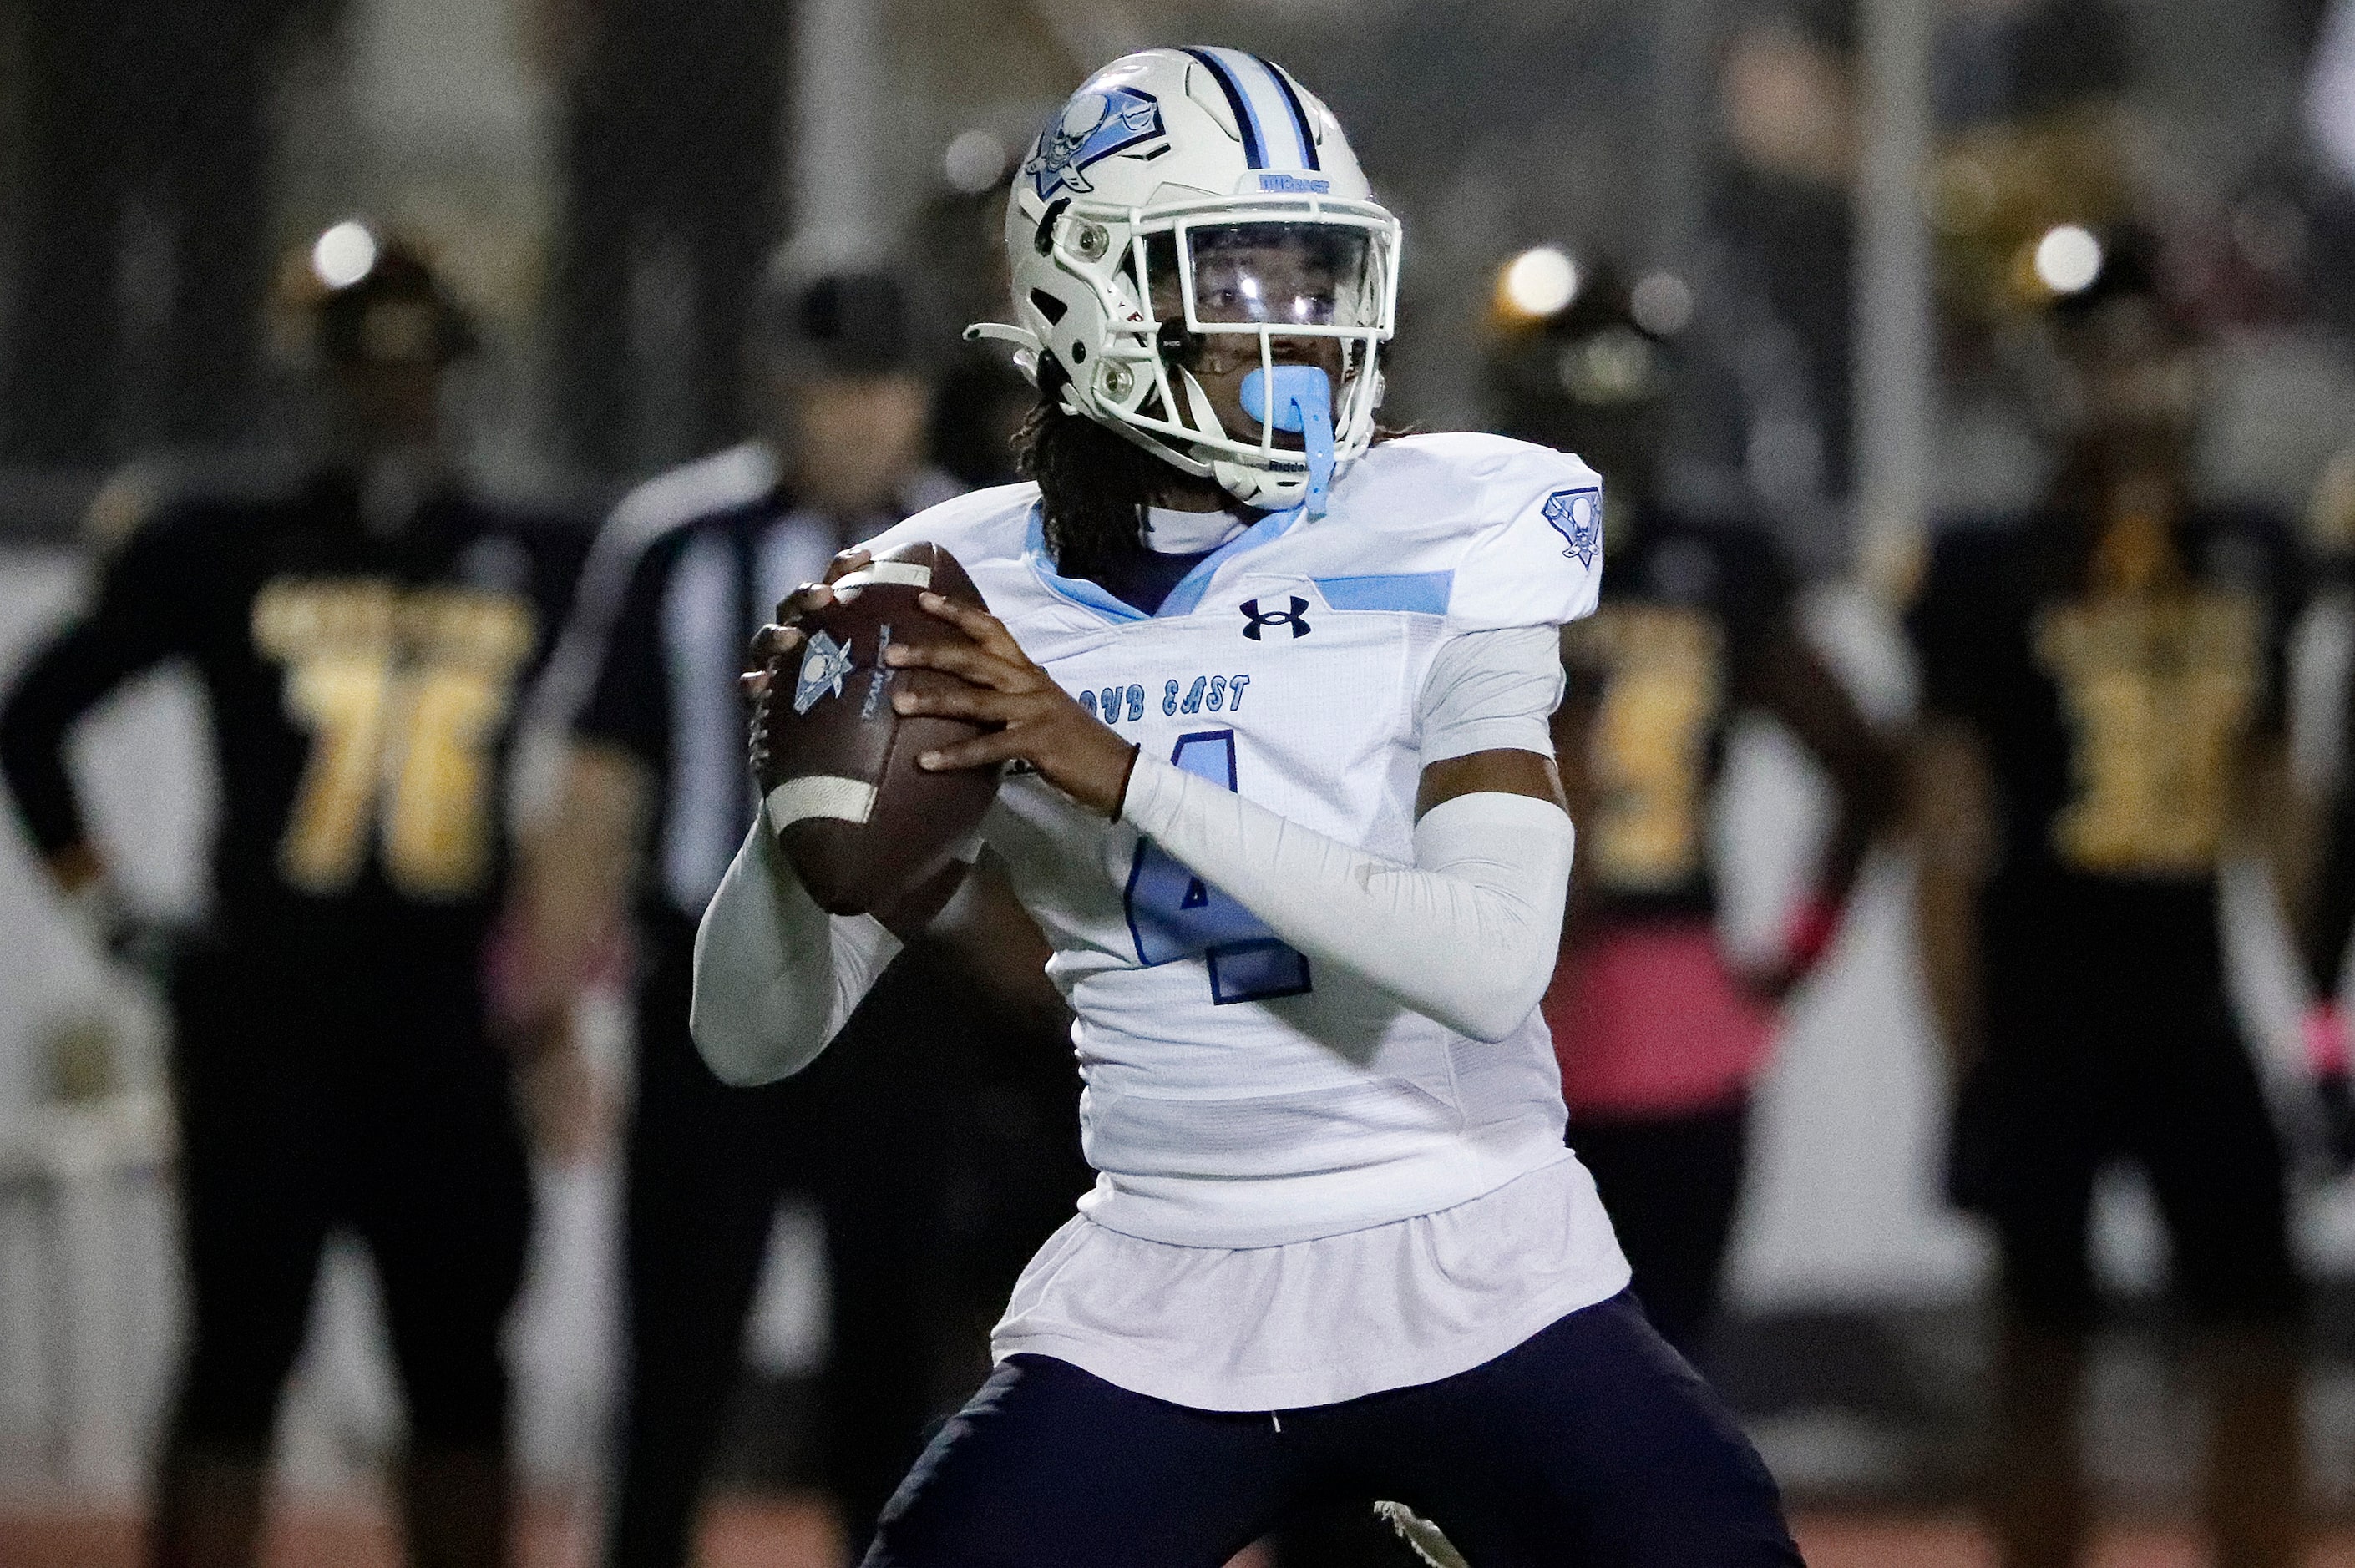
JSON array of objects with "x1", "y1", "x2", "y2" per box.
[
  {"x1": 696, "y1": 49, "x2": 1801, "y2": 1565},
  {"x1": 0, "y1": 229, "x2": 588, "y2": 1568},
  {"x1": 1491, "y1": 266, "x2": 1900, "y2": 1358},
  {"x1": 1907, "y1": 227, "x2": 2307, "y2": 1567},
  {"x1": 2292, "y1": 449, "x2": 2355, "y2": 1167}
]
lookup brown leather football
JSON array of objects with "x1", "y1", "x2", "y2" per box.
[{"x1": 753, "y1": 539, "x2": 1000, "y2": 917}]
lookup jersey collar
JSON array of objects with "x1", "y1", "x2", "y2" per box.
[{"x1": 1022, "y1": 503, "x2": 1306, "y2": 624}]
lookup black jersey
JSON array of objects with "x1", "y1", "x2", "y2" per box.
[
  {"x1": 1906, "y1": 509, "x2": 2297, "y2": 1003},
  {"x1": 1562, "y1": 509, "x2": 1795, "y2": 925},
  {"x1": 0, "y1": 466, "x2": 588, "y2": 969}
]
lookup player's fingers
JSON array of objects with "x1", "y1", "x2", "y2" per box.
[
  {"x1": 775, "y1": 584, "x2": 836, "y2": 621},
  {"x1": 741, "y1": 670, "x2": 772, "y2": 701},
  {"x1": 819, "y1": 549, "x2": 873, "y2": 585},
  {"x1": 914, "y1": 728, "x2": 1026, "y2": 772},
  {"x1": 893, "y1": 683, "x2": 1020, "y2": 722},
  {"x1": 919, "y1": 593, "x2": 1034, "y2": 669},
  {"x1": 884, "y1": 636, "x2": 1033, "y2": 692},
  {"x1": 747, "y1": 623, "x2": 803, "y2": 665}
]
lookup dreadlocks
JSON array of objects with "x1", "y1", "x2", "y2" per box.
[
  {"x1": 1012, "y1": 394, "x2": 1176, "y2": 582},
  {"x1": 1015, "y1": 384, "x2": 1402, "y2": 582}
]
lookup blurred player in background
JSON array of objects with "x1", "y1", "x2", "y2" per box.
[
  {"x1": 1490, "y1": 263, "x2": 1899, "y2": 1358},
  {"x1": 1907, "y1": 227, "x2": 2309, "y2": 1568},
  {"x1": 510, "y1": 265, "x2": 1078, "y2": 1565},
  {"x1": 0, "y1": 227, "x2": 589, "y2": 1568},
  {"x1": 2294, "y1": 448, "x2": 2355, "y2": 1166}
]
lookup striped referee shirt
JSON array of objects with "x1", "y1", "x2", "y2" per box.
[{"x1": 534, "y1": 442, "x2": 960, "y2": 923}]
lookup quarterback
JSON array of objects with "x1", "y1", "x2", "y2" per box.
[{"x1": 694, "y1": 48, "x2": 1801, "y2": 1566}]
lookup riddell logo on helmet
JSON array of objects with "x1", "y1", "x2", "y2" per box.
[{"x1": 1258, "y1": 173, "x2": 1332, "y2": 194}]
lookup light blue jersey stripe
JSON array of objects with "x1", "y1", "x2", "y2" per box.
[
  {"x1": 1021, "y1": 502, "x2": 1309, "y2": 625},
  {"x1": 1022, "y1": 506, "x2": 1149, "y2": 622},
  {"x1": 1312, "y1": 571, "x2": 1454, "y2": 615}
]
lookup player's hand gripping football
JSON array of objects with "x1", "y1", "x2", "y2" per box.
[
  {"x1": 742, "y1": 547, "x2": 872, "y2": 770},
  {"x1": 742, "y1": 550, "x2": 1137, "y2": 819},
  {"x1": 888, "y1": 595, "x2": 1139, "y2": 818}
]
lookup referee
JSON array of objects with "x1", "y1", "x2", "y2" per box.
[{"x1": 511, "y1": 267, "x2": 1073, "y2": 1565}]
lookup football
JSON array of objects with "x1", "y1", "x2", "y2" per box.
[{"x1": 753, "y1": 540, "x2": 1002, "y2": 918}]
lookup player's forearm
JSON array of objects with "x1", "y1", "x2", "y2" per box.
[
  {"x1": 1907, "y1": 722, "x2": 1992, "y2": 1068},
  {"x1": 1120, "y1": 756, "x2": 1572, "y2": 1042},
  {"x1": 0, "y1": 632, "x2": 119, "y2": 872},
  {"x1": 690, "y1": 820, "x2": 902, "y2": 1085},
  {"x1": 1760, "y1": 625, "x2": 1902, "y2": 911},
  {"x1": 506, "y1": 746, "x2": 646, "y2": 1020},
  {"x1": 2303, "y1": 796, "x2": 2355, "y2": 1000},
  {"x1": 2235, "y1": 738, "x2": 2327, "y2": 985}
]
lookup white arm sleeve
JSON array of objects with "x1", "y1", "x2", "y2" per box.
[
  {"x1": 1121, "y1": 764, "x2": 1570, "y2": 1042},
  {"x1": 1120, "y1": 625, "x2": 1573, "y2": 1043},
  {"x1": 689, "y1": 821, "x2": 904, "y2": 1085}
]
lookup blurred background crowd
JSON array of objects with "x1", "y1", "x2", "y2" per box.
[{"x1": 7, "y1": 0, "x2": 2355, "y2": 1564}]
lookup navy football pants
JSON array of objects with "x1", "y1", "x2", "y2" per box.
[{"x1": 865, "y1": 1290, "x2": 1803, "y2": 1568}]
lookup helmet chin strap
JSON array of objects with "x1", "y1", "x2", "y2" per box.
[
  {"x1": 1179, "y1": 368, "x2": 1227, "y2": 447},
  {"x1": 1179, "y1": 370, "x2": 1294, "y2": 511},
  {"x1": 1174, "y1": 365, "x2": 1324, "y2": 515}
]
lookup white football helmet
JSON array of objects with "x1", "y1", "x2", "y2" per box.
[{"x1": 969, "y1": 47, "x2": 1400, "y2": 514}]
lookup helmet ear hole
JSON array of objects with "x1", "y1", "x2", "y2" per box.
[
  {"x1": 1155, "y1": 318, "x2": 1198, "y2": 369},
  {"x1": 1029, "y1": 289, "x2": 1069, "y2": 325}
]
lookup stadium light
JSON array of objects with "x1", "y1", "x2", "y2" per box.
[
  {"x1": 1630, "y1": 271, "x2": 1694, "y2": 336},
  {"x1": 311, "y1": 221, "x2": 379, "y2": 290},
  {"x1": 1497, "y1": 245, "x2": 1579, "y2": 321},
  {"x1": 944, "y1": 129, "x2": 1009, "y2": 195},
  {"x1": 2033, "y1": 224, "x2": 2104, "y2": 296}
]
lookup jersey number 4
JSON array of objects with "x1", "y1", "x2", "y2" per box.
[{"x1": 1122, "y1": 730, "x2": 1312, "y2": 1004}]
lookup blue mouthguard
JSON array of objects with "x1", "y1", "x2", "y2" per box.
[{"x1": 1238, "y1": 364, "x2": 1334, "y2": 518}]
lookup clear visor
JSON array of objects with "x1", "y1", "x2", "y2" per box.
[{"x1": 1180, "y1": 222, "x2": 1382, "y2": 331}]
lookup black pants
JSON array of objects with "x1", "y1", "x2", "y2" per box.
[
  {"x1": 165, "y1": 945, "x2": 530, "y2": 1457},
  {"x1": 606, "y1": 928, "x2": 960, "y2": 1566},
  {"x1": 1953, "y1": 974, "x2": 2298, "y2": 1330},
  {"x1": 869, "y1": 1292, "x2": 1802, "y2": 1568},
  {"x1": 1567, "y1": 1098, "x2": 1750, "y2": 1357}
]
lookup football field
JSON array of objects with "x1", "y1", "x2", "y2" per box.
[{"x1": 4, "y1": 1500, "x2": 2353, "y2": 1568}]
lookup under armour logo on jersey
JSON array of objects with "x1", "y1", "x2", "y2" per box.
[
  {"x1": 793, "y1": 630, "x2": 854, "y2": 713},
  {"x1": 1241, "y1": 597, "x2": 1312, "y2": 640},
  {"x1": 1544, "y1": 487, "x2": 1603, "y2": 568}
]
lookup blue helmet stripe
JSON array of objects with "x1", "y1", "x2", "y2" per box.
[
  {"x1": 1253, "y1": 56, "x2": 1321, "y2": 172},
  {"x1": 1213, "y1": 48, "x2": 1310, "y2": 169},
  {"x1": 1182, "y1": 47, "x2": 1265, "y2": 168}
]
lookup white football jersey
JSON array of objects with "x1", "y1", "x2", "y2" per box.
[{"x1": 859, "y1": 432, "x2": 1606, "y2": 1247}]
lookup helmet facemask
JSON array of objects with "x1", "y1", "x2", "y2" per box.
[{"x1": 1025, "y1": 197, "x2": 1398, "y2": 518}]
